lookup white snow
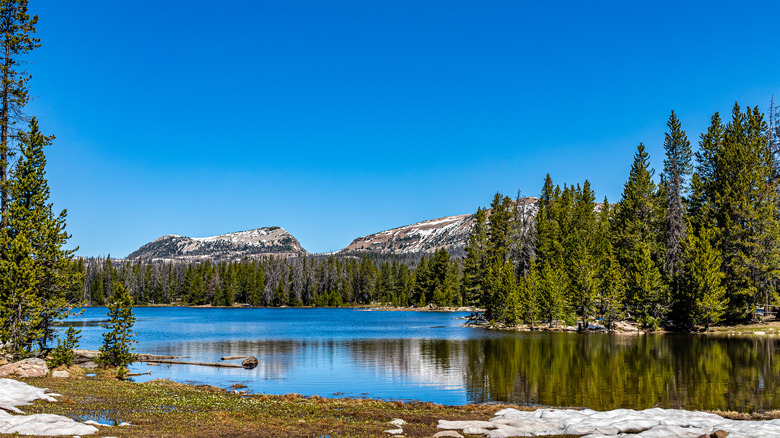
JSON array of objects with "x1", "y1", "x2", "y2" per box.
[
  {"x1": 0, "y1": 378, "x2": 99, "y2": 435},
  {"x1": 438, "y1": 407, "x2": 780, "y2": 438}
]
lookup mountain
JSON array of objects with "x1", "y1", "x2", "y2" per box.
[
  {"x1": 339, "y1": 197, "x2": 540, "y2": 256},
  {"x1": 127, "y1": 227, "x2": 307, "y2": 262},
  {"x1": 339, "y1": 214, "x2": 474, "y2": 256}
]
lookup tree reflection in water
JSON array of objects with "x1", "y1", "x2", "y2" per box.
[{"x1": 458, "y1": 333, "x2": 780, "y2": 411}]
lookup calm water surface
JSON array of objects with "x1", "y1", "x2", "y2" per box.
[{"x1": 64, "y1": 307, "x2": 780, "y2": 411}]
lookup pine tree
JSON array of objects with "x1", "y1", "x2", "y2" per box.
[
  {"x1": 0, "y1": 232, "x2": 40, "y2": 357},
  {"x1": 599, "y1": 244, "x2": 626, "y2": 331},
  {"x1": 662, "y1": 110, "x2": 692, "y2": 321},
  {"x1": 630, "y1": 242, "x2": 667, "y2": 329},
  {"x1": 538, "y1": 261, "x2": 568, "y2": 328},
  {"x1": 50, "y1": 325, "x2": 80, "y2": 367},
  {"x1": 487, "y1": 192, "x2": 513, "y2": 263},
  {"x1": 95, "y1": 282, "x2": 136, "y2": 370},
  {"x1": 0, "y1": 0, "x2": 39, "y2": 229},
  {"x1": 0, "y1": 119, "x2": 78, "y2": 352},
  {"x1": 688, "y1": 113, "x2": 723, "y2": 232},
  {"x1": 412, "y1": 256, "x2": 430, "y2": 306},
  {"x1": 462, "y1": 207, "x2": 488, "y2": 306},
  {"x1": 682, "y1": 225, "x2": 726, "y2": 330},
  {"x1": 613, "y1": 143, "x2": 666, "y2": 322},
  {"x1": 517, "y1": 264, "x2": 540, "y2": 327},
  {"x1": 484, "y1": 258, "x2": 518, "y2": 325},
  {"x1": 568, "y1": 181, "x2": 599, "y2": 330}
]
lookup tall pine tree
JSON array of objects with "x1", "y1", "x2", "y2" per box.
[
  {"x1": 613, "y1": 143, "x2": 667, "y2": 327},
  {"x1": 0, "y1": 119, "x2": 78, "y2": 354},
  {"x1": 662, "y1": 110, "x2": 693, "y2": 323},
  {"x1": 0, "y1": 0, "x2": 38, "y2": 229}
]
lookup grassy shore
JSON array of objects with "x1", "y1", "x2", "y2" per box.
[
  {"x1": 7, "y1": 369, "x2": 780, "y2": 437},
  {"x1": 8, "y1": 368, "x2": 571, "y2": 438}
]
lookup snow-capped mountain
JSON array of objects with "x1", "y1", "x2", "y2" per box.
[
  {"x1": 127, "y1": 227, "x2": 307, "y2": 261},
  {"x1": 339, "y1": 197, "x2": 540, "y2": 255}
]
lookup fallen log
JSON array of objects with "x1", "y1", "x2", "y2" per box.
[
  {"x1": 144, "y1": 359, "x2": 243, "y2": 368},
  {"x1": 126, "y1": 371, "x2": 151, "y2": 377},
  {"x1": 74, "y1": 350, "x2": 185, "y2": 363},
  {"x1": 220, "y1": 356, "x2": 247, "y2": 361}
]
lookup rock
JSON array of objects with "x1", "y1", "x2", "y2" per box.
[
  {"x1": 711, "y1": 430, "x2": 729, "y2": 438},
  {"x1": 389, "y1": 418, "x2": 406, "y2": 427},
  {"x1": 51, "y1": 371, "x2": 69, "y2": 378},
  {"x1": 0, "y1": 358, "x2": 48, "y2": 378},
  {"x1": 241, "y1": 356, "x2": 258, "y2": 369},
  {"x1": 384, "y1": 428, "x2": 403, "y2": 435},
  {"x1": 434, "y1": 431, "x2": 464, "y2": 438}
]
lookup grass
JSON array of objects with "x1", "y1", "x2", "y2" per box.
[{"x1": 7, "y1": 368, "x2": 577, "y2": 438}]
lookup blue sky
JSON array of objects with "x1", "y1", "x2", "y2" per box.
[{"x1": 26, "y1": 1, "x2": 780, "y2": 257}]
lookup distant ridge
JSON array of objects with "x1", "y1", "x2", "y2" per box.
[
  {"x1": 339, "y1": 197, "x2": 540, "y2": 256},
  {"x1": 125, "y1": 197, "x2": 545, "y2": 261},
  {"x1": 127, "y1": 227, "x2": 307, "y2": 262}
]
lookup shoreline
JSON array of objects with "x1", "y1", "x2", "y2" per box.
[{"x1": 77, "y1": 304, "x2": 780, "y2": 336}]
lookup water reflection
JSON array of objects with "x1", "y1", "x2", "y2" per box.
[
  {"x1": 458, "y1": 333, "x2": 780, "y2": 411},
  {"x1": 69, "y1": 308, "x2": 780, "y2": 410}
]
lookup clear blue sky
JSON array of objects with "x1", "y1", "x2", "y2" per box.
[{"x1": 26, "y1": 1, "x2": 780, "y2": 257}]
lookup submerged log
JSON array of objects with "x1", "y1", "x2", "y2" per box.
[
  {"x1": 220, "y1": 356, "x2": 247, "y2": 361},
  {"x1": 144, "y1": 359, "x2": 243, "y2": 368}
]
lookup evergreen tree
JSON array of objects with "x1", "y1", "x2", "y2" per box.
[
  {"x1": 412, "y1": 256, "x2": 430, "y2": 306},
  {"x1": 0, "y1": 232, "x2": 40, "y2": 357},
  {"x1": 0, "y1": 119, "x2": 78, "y2": 352},
  {"x1": 0, "y1": 0, "x2": 39, "y2": 228},
  {"x1": 613, "y1": 143, "x2": 666, "y2": 322},
  {"x1": 95, "y1": 282, "x2": 136, "y2": 370},
  {"x1": 538, "y1": 261, "x2": 568, "y2": 328},
  {"x1": 517, "y1": 264, "x2": 540, "y2": 327},
  {"x1": 50, "y1": 324, "x2": 80, "y2": 367},
  {"x1": 599, "y1": 244, "x2": 626, "y2": 331},
  {"x1": 689, "y1": 113, "x2": 723, "y2": 232},
  {"x1": 682, "y1": 225, "x2": 726, "y2": 330},
  {"x1": 462, "y1": 207, "x2": 488, "y2": 306},
  {"x1": 568, "y1": 181, "x2": 599, "y2": 330},
  {"x1": 662, "y1": 111, "x2": 692, "y2": 321},
  {"x1": 484, "y1": 258, "x2": 518, "y2": 325},
  {"x1": 487, "y1": 192, "x2": 513, "y2": 263},
  {"x1": 630, "y1": 242, "x2": 667, "y2": 329}
]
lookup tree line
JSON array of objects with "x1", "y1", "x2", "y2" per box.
[
  {"x1": 464, "y1": 104, "x2": 780, "y2": 330},
  {"x1": 74, "y1": 250, "x2": 464, "y2": 309}
]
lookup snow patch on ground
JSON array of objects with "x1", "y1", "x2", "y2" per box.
[
  {"x1": 438, "y1": 407, "x2": 780, "y2": 438},
  {"x1": 0, "y1": 378, "x2": 99, "y2": 435}
]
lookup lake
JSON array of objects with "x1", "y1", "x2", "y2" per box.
[{"x1": 64, "y1": 307, "x2": 780, "y2": 411}]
